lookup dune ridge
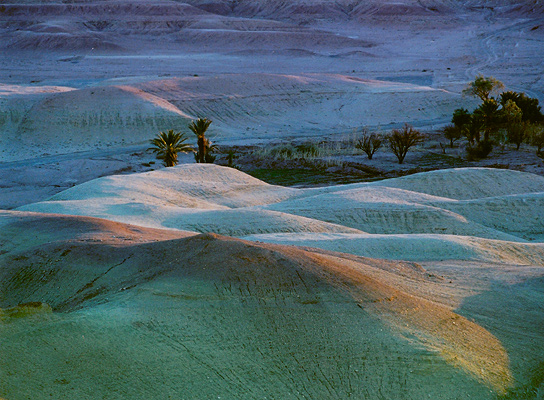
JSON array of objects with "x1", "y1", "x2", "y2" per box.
[
  {"x1": 19, "y1": 165, "x2": 544, "y2": 263},
  {"x1": 0, "y1": 73, "x2": 460, "y2": 161},
  {"x1": 0, "y1": 211, "x2": 513, "y2": 395}
]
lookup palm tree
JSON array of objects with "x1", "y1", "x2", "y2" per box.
[
  {"x1": 149, "y1": 129, "x2": 194, "y2": 167},
  {"x1": 189, "y1": 118, "x2": 213, "y2": 163},
  {"x1": 473, "y1": 98, "x2": 500, "y2": 142}
]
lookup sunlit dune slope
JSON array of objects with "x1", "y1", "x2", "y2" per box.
[
  {"x1": 0, "y1": 211, "x2": 511, "y2": 398},
  {"x1": 18, "y1": 165, "x2": 544, "y2": 262}
]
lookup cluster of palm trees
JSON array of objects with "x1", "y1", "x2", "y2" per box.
[
  {"x1": 444, "y1": 75, "x2": 544, "y2": 159},
  {"x1": 149, "y1": 118, "x2": 215, "y2": 167}
]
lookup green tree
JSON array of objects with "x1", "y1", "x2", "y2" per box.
[
  {"x1": 149, "y1": 130, "x2": 194, "y2": 167},
  {"x1": 502, "y1": 100, "x2": 526, "y2": 149},
  {"x1": 452, "y1": 108, "x2": 476, "y2": 144},
  {"x1": 528, "y1": 123, "x2": 544, "y2": 155},
  {"x1": 452, "y1": 108, "x2": 471, "y2": 129},
  {"x1": 473, "y1": 98, "x2": 500, "y2": 142},
  {"x1": 388, "y1": 124, "x2": 424, "y2": 164},
  {"x1": 499, "y1": 91, "x2": 521, "y2": 107},
  {"x1": 189, "y1": 118, "x2": 215, "y2": 163},
  {"x1": 462, "y1": 75, "x2": 504, "y2": 101},
  {"x1": 226, "y1": 149, "x2": 237, "y2": 168},
  {"x1": 500, "y1": 91, "x2": 544, "y2": 123},
  {"x1": 443, "y1": 124, "x2": 463, "y2": 148}
]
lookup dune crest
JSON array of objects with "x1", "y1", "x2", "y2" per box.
[
  {"x1": 0, "y1": 212, "x2": 513, "y2": 395},
  {"x1": 19, "y1": 165, "x2": 544, "y2": 261}
]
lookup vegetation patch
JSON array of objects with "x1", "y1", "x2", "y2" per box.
[{"x1": 0, "y1": 302, "x2": 52, "y2": 321}]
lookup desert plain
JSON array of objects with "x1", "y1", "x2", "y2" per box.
[{"x1": 1, "y1": 0, "x2": 544, "y2": 399}]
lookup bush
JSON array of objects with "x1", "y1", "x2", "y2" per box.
[
  {"x1": 466, "y1": 140, "x2": 493, "y2": 160},
  {"x1": 388, "y1": 124, "x2": 425, "y2": 164},
  {"x1": 507, "y1": 121, "x2": 529, "y2": 150},
  {"x1": 442, "y1": 124, "x2": 463, "y2": 148},
  {"x1": 452, "y1": 108, "x2": 471, "y2": 129},
  {"x1": 528, "y1": 123, "x2": 544, "y2": 155},
  {"x1": 355, "y1": 130, "x2": 382, "y2": 160},
  {"x1": 269, "y1": 145, "x2": 296, "y2": 159},
  {"x1": 295, "y1": 143, "x2": 321, "y2": 158}
]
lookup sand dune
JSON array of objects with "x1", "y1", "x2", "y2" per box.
[
  {"x1": 19, "y1": 165, "x2": 544, "y2": 263},
  {"x1": 0, "y1": 211, "x2": 516, "y2": 398},
  {"x1": 4, "y1": 164, "x2": 544, "y2": 398},
  {"x1": 262, "y1": 185, "x2": 521, "y2": 240},
  {"x1": 6, "y1": 85, "x2": 189, "y2": 158},
  {"x1": 0, "y1": 74, "x2": 462, "y2": 161},
  {"x1": 188, "y1": 0, "x2": 541, "y2": 20},
  {"x1": 2, "y1": 0, "x2": 544, "y2": 398},
  {"x1": 1, "y1": 1, "x2": 370, "y2": 52},
  {"x1": 369, "y1": 167, "x2": 544, "y2": 200},
  {"x1": 244, "y1": 232, "x2": 544, "y2": 263}
]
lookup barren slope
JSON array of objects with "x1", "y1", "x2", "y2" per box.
[
  {"x1": 19, "y1": 164, "x2": 544, "y2": 263},
  {"x1": 0, "y1": 74, "x2": 463, "y2": 161},
  {"x1": 4, "y1": 165, "x2": 544, "y2": 398},
  {"x1": 2, "y1": 0, "x2": 543, "y2": 163},
  {"x1": 0, "y1": 210, "x2": 516, "y2": 398}
]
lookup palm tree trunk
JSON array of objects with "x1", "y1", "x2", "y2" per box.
[{"x1": 197, "y1": 136, "x2": 205, "y2": 163}]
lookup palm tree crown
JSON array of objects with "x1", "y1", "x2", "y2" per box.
[{"x1": 149, "y1": 129, "x2": 194, "y2": 167}]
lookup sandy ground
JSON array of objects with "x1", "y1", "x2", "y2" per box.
[
  {"x1": 1, "y1": 1, "x2": 544, "y2": 399},
  {"x1": 1, "y1": 0, "x2": 543, "y2": 205},
  {"x1": 2, "y1": 164, "x2": 543, "y2": 398}
]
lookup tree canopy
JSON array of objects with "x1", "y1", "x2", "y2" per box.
[
  {"x1": 149, "y1": 130, "x2": 194, "y2": 167},
  {"x1": 462, "y1": 75, "x2": 504, "y2": 101}
]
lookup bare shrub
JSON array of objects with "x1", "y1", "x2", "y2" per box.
[
  {"x1": 355, "y1": 129, "x2": 382, "y2": 160},
  {"x1": 388, "y1": 124, "x2": 425, "y2": 164}
]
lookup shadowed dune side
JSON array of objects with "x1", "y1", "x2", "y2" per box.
[
  {"x1": 0, "y1": 210, "x2": 193, "y2": 249},
  {"x1": 3, "y1": 85, "x2": 191, "y2": 160},
  {"x1": 0, "y1": 211, "x2": 511, "y2": 397},
  {"x1": 293, "y1": 249, "x2": 513, "y2": 393},
  {"x1": 0, "y1": 212, "x2": 510, "y2": 396},
  {"x1": 243, "y1": 232, "x2": 544, "y2": 264},
  {"x1": 262, "y1": 186, "x2": 522, "y2": 240},
  {"x1": 444, "y1": 192, "x2": 544, "y2": 241}
]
